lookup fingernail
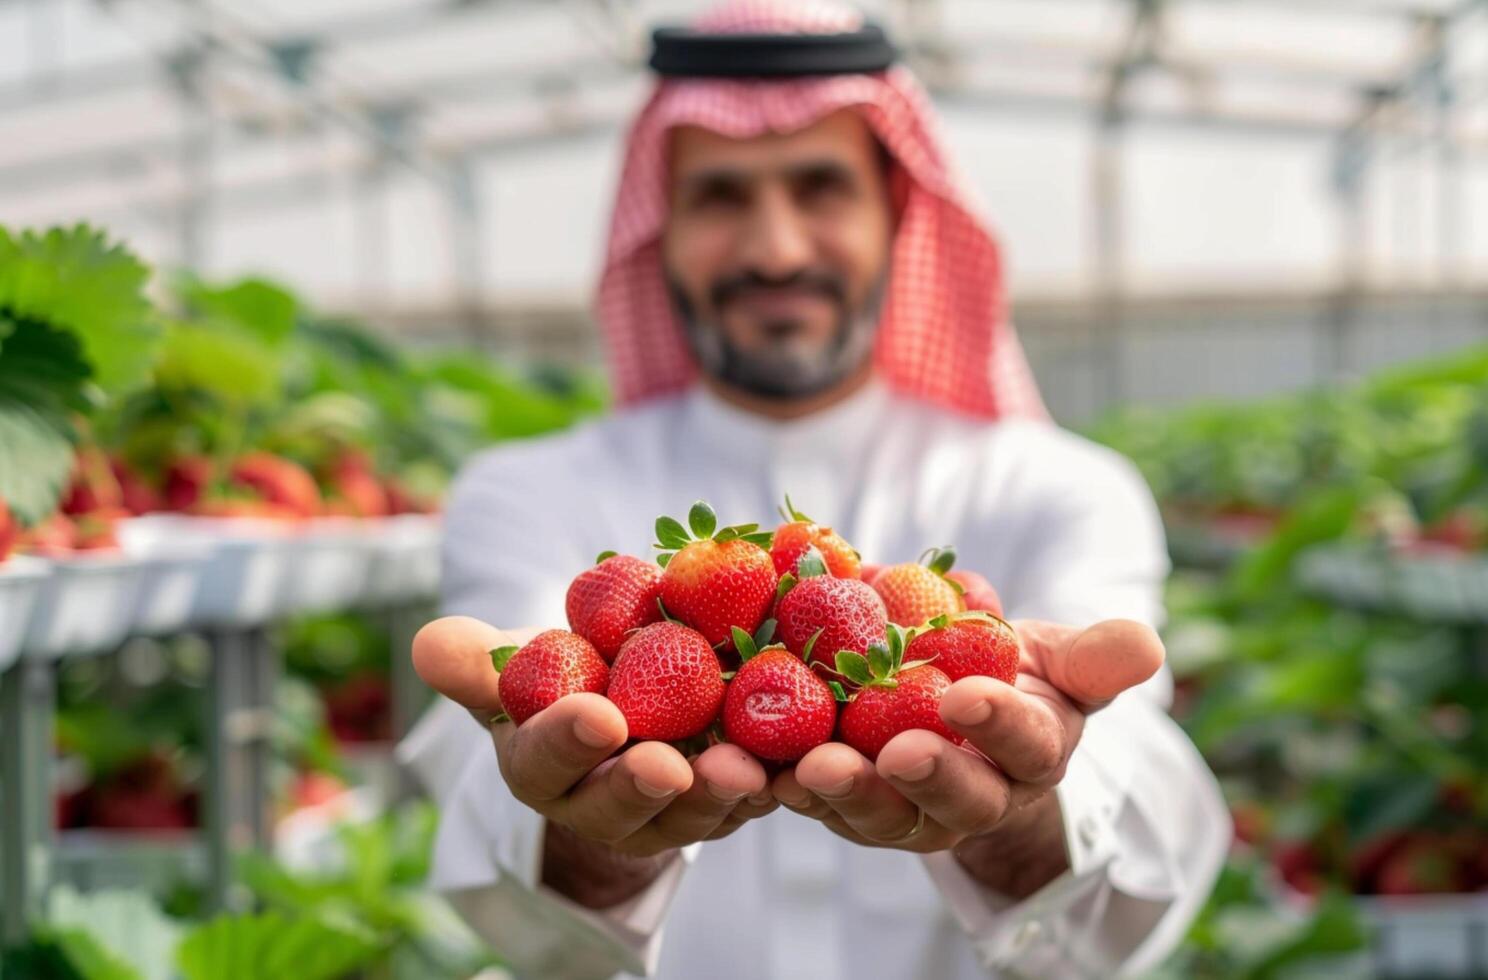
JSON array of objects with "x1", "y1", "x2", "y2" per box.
[
  {"x1": 747, "y1": 792, "x2": 774, "y2": 807},
  {"x1": 635, "y1": 776, "x2": 678, "y2": 799},
  {"x1": 809, "y1": 776, "x2": 854, "y2": 799},
  {"x1": 949, "y1": 698, "x2": 992, "y2": 726},
  {"x1": 777, "y1": 787, "x2": 811, "y2": 808},
  {"x1": 706, "y1": 782, "x2": 748, "y2": 803},
  {"x1": 573, "y1": 717, "x2": 613, "y2": 748},
  {"x1": 887, "y1": 757, "x2": 936, "y2": 782}
]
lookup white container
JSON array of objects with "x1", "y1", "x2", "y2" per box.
[
  {"x1": 23, "y1": 553, "x2": 151, "y2": 659},
  {"x1": 286, "y1": 518, "x2": 376, "y2": 614},
  {"x1": 1361, "y1": 894, "x2": 1488, "y2": 977},
  {"x1": 364, "y1": 514, "x2": 442, "y2": 605},
  {"x1": 116, "y1": 517, "x2": 214, "y2": 635},
  {"x1": 143, "y1": 516, "x2": 300, "y2": 629},
  {"x1": 0, "y1": 555, "x2": 51, "y2": 671}
]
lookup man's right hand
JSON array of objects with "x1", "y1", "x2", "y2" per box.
[{"x1": 411, "y1": 616, "x2": 778, "y2": 907}]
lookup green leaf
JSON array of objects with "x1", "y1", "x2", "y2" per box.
[
  {"x1": 752, "y1": 618, "x2": 777, "y2": 649},
  {"x1": 176, "y1": 911, "x2": 380, "y2": 980},
  {"x1": 655, "y1": 515, "x2": 690, "y2": 549},
  {"x1": 775, "y1": 573, "x2": 798, "y2": 601},
  {"x1": 868, "y1": 644, "x2": 893, "y2": 680},
  {"x1": 0, "y1": 318, "x2": 88, "y2": 522},
  {"x1": 780, "y1": 493, "x2": 811, "y2": 523},
  {"x1": 688, "y1": 500, "x2": 717, "y2": 539},
  {"x1": 714, "y1": 527, "x2": 739, "y2": 543},
  {"x1": 657, "y1": 597, "x2": 681, "y2": 622},
  {"x1": 928, "y1": 614, "x2": 951, "y2": 629},
  {"x1": 595, "y1": 550, "x2": 617, "y2": 563},
  {"x1": 796, "y1": 549, "x2": 828, "y2": 578},
  {"x1": 656, "y1": 552, "x2": 672, "y2": 569},
  {"x1": 154, "y1": 322, "x2": 281, "y2": 406},
  {"x1": 176, "y1": 275, "x2": 297, "y2": 347},
  {"x1": 0, "y1": 224, "x2": 158, "y2": 394},
  {"x1": 740, "y1": 531, "x2": 775, "y2": 548},
  {"x1": 835, "y1": 651, "x2": 871, "y2": 686},
  {"x1": 887, "y1": 624, "x2": 906, "y2": 661},
  {"x1": 731, "y1": 626, "x2": 758, "y2": 662},
  {"x1": 928, "y1": 547, "x2": 957, "y2": 575},
  {"x1": 490, "y1": 645, "x2": 519, "y2": 672},
  {"x1": 829, "y1": 681, "x2": 849, "y2": 702},
  {"x1": 46, "y1": 886, "x2": 180, "y2": 980},
  {"x1": 802, "y1": 627, "x2": 824, "y2": 664}
]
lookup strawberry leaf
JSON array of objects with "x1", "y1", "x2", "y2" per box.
[
  {"x1": 714, "y1": 527, "x2": 739, "y2": 543},
  {"x1": 731, "y1": 626, "x2": 758, "y2": 662},
  {"x1": 899, "y1": 658, "x2": 935, "y2": 672},
  {"x1": 802, "y1": 627, "x2": 825, "y2": 664},
  {"x1": 490, "y1": 645, "x2": 519, "y2": 672},
  {"x1": 829, "y1": 681, "x2": 849, "y2": 703},
  {"x1": 655, "y1": 515, "x2": 690, "y2": 549},
  {"x1": 928, "y1": 547, "x2": 957, "y2": 575},
  {"x1": 868, "y1": 644, "x2": 893, "y2": 680},
  {"x1": 657, "y1": 597, "x2": 683, "y2": 624},
  {"x1": 775, "y1": 573, "x2": 798, "y2": 601},
  {"x1": 752, "y1": 618, "x2": 777, "y2": 649},
  {"x1": 781, "y1": 493, "x2": 811, "y2": 523},
  {"x1": 887, "y1": 624, "x2": 906, "y2": 661},
  {"x1": 688, "y1": 500, "x2": 717, "y2": 539},
  {"x1": 796, "y1": 548, "x2": 828, "y2": 579},
  {"x1": 835, "y1": 651, "x2": 871, "y2": 686},
  {"x1": 656, "y1": 551, "x2": 672, "y2": 568},
  {"x1": 740, "y1": 531, "x2": 775, "y2": 548},
  {"x1": 928, "y1": 614, "x2": 952, "y2": 629},
  {"x1": 595, "y1": 550, "x2": 618, "y2": 563}
]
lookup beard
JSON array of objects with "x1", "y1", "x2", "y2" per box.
[{"x1": 667, "y1": 268, "x2": 886, "y2": 401}]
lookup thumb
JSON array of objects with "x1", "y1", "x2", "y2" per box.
[
  {"x1": 411, "y1": 616, "x2": 535, "y2": 719},
  {"x1": 1018, "y1": 619, "x2": 1164, "y2": 710}
]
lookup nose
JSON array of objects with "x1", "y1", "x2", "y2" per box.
[{"x1": 737, "y1": 183, "x2": 814, "y2": 278}]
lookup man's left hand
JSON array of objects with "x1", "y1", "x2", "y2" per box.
[{"x1": 772, "y1": 616, "x2": 1164, "y2": 899}]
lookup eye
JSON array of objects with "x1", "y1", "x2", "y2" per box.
[
  {"x1": 686, "y1": 178, "x2": 748, "y2": 211},
  {"x1": 794, "y1": 166, "x2": 856, "y2": 203}
]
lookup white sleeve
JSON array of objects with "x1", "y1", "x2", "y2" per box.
[
  {"x1": 922, "y1": 436, "x2": 1231, "y2": 978},
  {"x1": 399, "y1": 442, "x2": 694, "y2": 979}
]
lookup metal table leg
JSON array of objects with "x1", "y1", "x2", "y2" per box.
[
  {"x1": 202, "y1": 626, "x2": 278, "y2": 913},
  {"x1": 1, "y1": 658, "x2": 55, "y2": 945}
]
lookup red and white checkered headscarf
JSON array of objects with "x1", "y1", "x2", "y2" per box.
[{"x1": 595, "y1": 0, "x2": 1047, "y2": 421}]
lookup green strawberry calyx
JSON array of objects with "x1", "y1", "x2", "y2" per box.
[
  {"x1": 917, "y1": 545, "x2": 964, "y2": 595},
  {"x1": 777, "y1": 493, "x2": 815, "y2": 525},
  {"x1": 595, "y1": 550, "x2": 618, "y2": 564},
  {"x1": 491, "y1": 645, "x2": 519, "y2": 672},
  {"x1": 730, "y1": 619, "x2": 784, "y2": 664},
  {"x1": 653, "y1": 499, "x2": 774, "y2": 568},
  {"x1": 924, "y1": 610, "x2": 1013, "y2": 632},
  {"x1": 833, "y1": 624, "x2": 933, "y2": 691}
]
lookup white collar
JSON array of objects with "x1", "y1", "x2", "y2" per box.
[{"x1": 679, "y1": 377, "x2": 893, "y2": 466}]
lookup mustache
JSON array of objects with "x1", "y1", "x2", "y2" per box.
[{"x1": 709, "y1": 269, "x2": 847, "y2": 311}]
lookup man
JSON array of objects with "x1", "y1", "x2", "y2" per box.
[{"x1": 402, "y1": 2, "x2": 1229, "y2": 977}]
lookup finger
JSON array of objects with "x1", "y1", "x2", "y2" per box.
[
  {"x1": 938, "y1": 675, "x2": 1080, "y2": 784},
  {"x1": 1014, "y1": 619, "x2": 1165, "y2": 709},
  {"x1": 876, "y1": 729, "x2": 1014, "y2": 835},
  {"x1": 499, "y1": 693, "x2": 628, "y2": 804},
  {"x1": 647, "y1": 744, "x2": 768, "y2": 845},
  {"x1": 795, "y1": 743, "x2": 921, "y2": 842},
  {"x1": 771, "y1": 768, "x2": 837, "y2": 821},
  {"x1": 411, "y1": 616, "x2": 511, "y2": 718},
  {"x1": 945, "y1": 570, "x2": 1003, "y2": 616},
  {"x1": 566, "y1": 741, "x2": 694, "y2": 843}
]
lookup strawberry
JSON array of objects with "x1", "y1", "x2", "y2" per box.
[
  {"x1": 655, "y1": 501, "x2": 777, "y2": 649},
  {"x1": 835, "y1": 625, "x2": 963, "y2": 761},
  {"x1": 0, "y1": 497, "x2": 17, "y2": 562},
  {"x1": 328, "y1": 450, "x2": 390, "y2": 518},
  {"x1": 230, "y1": 452, "x2": 321, "y2": 517},
  {"x1": 61, "y1": 448, "x2": 124, "y2": 516},
  {"x1": 872, "y1": 547, "x2": 965, "y2": 626},
  {"x1": 906, "y1": 612, "x2": 1019, "y2": 684},
  {"x1": 607, "y1": 621, "x2": 726, "y2": 741},
  {"x1": 493, "y1": 629, "x2": 610, "y2": 726},
  {"x1": 770, "y1": 495, "x2": 860, "y2": 578},
  {"x1": 18, "y1": 513, "x2": 77, "y2": 556},
  {"x1": 566, "y1": 552, "x2": 663, "y2": 663},
  {"x1": 164, "y1": 455, "x2": 214, "y2": 512},
  {"x1": 774, "y1": 552, "x2": 886, "y2": 667},
  {"x1": 111, "y1": 456, "x2": 162, "y2": 515},
  {"x1": 722, "y1": 625, "x2": 837, "y2": 763}
]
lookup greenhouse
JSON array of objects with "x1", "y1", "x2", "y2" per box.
[{"x1": 1, "y1": 0, "x2": 1486, "y2": 978}]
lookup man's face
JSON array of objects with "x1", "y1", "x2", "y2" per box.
[{"x1": 661, "y1": 110, "x2": 894, "y2": 400}]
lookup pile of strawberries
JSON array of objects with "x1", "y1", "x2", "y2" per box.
[{"x1": 494, "y1": 498, "x2": 1019, "y2": 762}]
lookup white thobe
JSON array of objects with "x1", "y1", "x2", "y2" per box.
[{"x1": 399, "y1": 379, "x2": 1230, "y2": 980}]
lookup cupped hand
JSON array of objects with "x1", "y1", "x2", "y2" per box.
[
  {"x1": 773, "y1": 618, "x2": 1163, "y2": 870},
  {"x1": 411, "y1": 616, "x2": 778, "y2": 859}
]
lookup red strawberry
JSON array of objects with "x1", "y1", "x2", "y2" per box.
[
  {"x1": 656, "y1": 501, "x2": 777, "y2": 649},
  {"x1": 329, "y1": 450, "x2": 390, "y2": 518},
  {"x1": 164, "y1": 455, "x2": 214, "y2": 512},
  {"x1": 0, "y1": 497, "x2": 17, "y2": 562},
  {"x1": 944, "y1": 569, "x2": 1004, "y2": 617},
  {"x1": 872, "y1": 547, "x2": 965, "y2": 626},
  {"x1": 61, "y1": 448, "x2": 124, "y2": 516},
  {"x1": 566, "y1": 553, "x2": 663, "y2": 663},
  {"x1": 230, "y1": 452, "x2": 321, "y2": 517},
  {"x1": 835, "y1": 625, "x2": 963, "y2": 761},
  {"x1": 18, "y1": 513, "x2": 76, "y2": 556},
  {"x1": 774, "y1": 555, "x2": 886, "y2": 667},
  {"x1": 111, "y1": 456, "x2": 162, "y2": 515},
  {"x1": 607, "y1": 621, "x2": 725, "y2": 741},
  {"x1": 906, "y1": 612, "x2": 1019, "y2": 684},
  {"x1": 722, "y1": 626, "x2": 837, "y2": 763},
  {"x1": 494, "y1": 629, "x2": 610, "y2": 726},
  {"x1": 770, "y1": 495, "x2": 860, "y2": 579}
]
